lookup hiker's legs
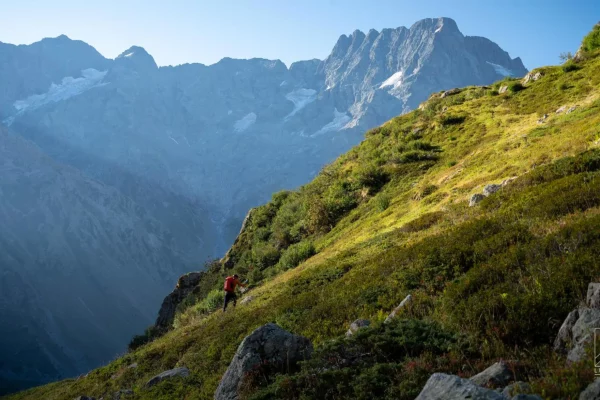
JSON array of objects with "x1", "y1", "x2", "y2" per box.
[
  {"x1": 223, "y1": 292, "x2": 232, "y2": 311},
  {"x1": 232, "y1": 293, "x2": 237, "y2": 308}
]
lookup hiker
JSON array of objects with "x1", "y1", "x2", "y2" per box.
[{"x1": 223, "y1": 274, "x2": 247, "y2": 311}]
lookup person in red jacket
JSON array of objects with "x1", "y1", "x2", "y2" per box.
[{"x1": 223, "y1": 274, "x2": 247, "y2": 311}]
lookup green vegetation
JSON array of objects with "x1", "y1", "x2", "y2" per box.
[
  {"x1": 582, "y1": 23, "x2": 600, "y2": 52},
  {"x1": 508, "y1": 82, "x2": 525, "y2": 92},
  {"x1": 9, "y1": 26, "x2": 600, "y2": 400}
]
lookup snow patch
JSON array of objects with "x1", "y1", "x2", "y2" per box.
[
  {"x1": 486, "y1": 61, "x2": 514, "y2": 77},
  {"x1": 169, "y1": 136, "x2": 179, "y2": 145},
  {"x1": 380, "y1": 71, "x2": 403, "y2": 89},
  {"x1": 312, "y1": 108, "x2": 351, "y2": 137},
  {"x1": 234, "y1": 112, "x2": 257, "y2": 132},
  {"x1": 285, "y1": 88, "x2": 317, "y2": 119},
  {"x1": 123, "y1": 52, "x2": 135, "y2": 57},
  {"x1": 6, "y1": 68, "x2": 108, "y2": 125},
  {"x1": 434, "y1": 27, "x2": 442, "y2": 33}
]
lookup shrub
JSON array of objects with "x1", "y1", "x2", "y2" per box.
[
  {"x1": 196, "y1": 289, "x2": 225, "y2": 314},
  {"x1": 487, "y1": 89, "x2": 499, "y2": 96},
  {"x1": 440, "y1": 115, "x2": 466, "y2": 126},
  {"x1": 582, "y1": 23, "x2": 600, "y2": 52},
  {"x1": 128, "y1": 325, "x2": 162, "y2": 351},
  {"x1": 277, "y1": 241, "x2": 316, "y2": 271},
  {"x1": 252, "y1": 242, "x2": 281, "y2": 269},
  {"x1": 354, "y1": 164, "x2": 389, "y2": 192},
  {"x1": 557, "y1": 82, "x2": 569, "y2": 91},
  {"x1": 398, "y1": 150, "x2": 439, "y2": 164},
  {"x1": 562, "y1": 62, "x2": 580, "y2": 73},
  {"x1": 376, "y1": 194, "x2": 391, "y2": 211},
  {"x1": 508, "y1": 82, "x2": 525, "y2": 93}
]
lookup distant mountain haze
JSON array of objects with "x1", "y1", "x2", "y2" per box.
[{"x1": 0, "y1": 17, "x2": 526, "y2": 393}]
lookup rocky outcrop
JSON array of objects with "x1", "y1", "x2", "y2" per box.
[
  {"x1": 499, "y1": 85, "x2": 509, "y2": 94},
  {"x1": 112, "y1": 389, "x2": 134, "y2": 399},
  {"x1": 580, "y1": 379, "x2": 600, "y2": 400},
  {"x1": 441, "y1": 88, "x2": 461, "y2": 98},
  {"x1": 155, "y1": 273, "x2": 204, "y2": 329},
  {"x1": 554, "y1": 283, "x2": 600, "y2": 362},
  {"x1": 522, "y1": 72, "x2": 542, "y2": 84},
  {"x1": 483, "y1": 184, "x2": 502, "y2": 197},
  {"x1": 214, "y1": 323, "x2": 313, "y2": 400},
  {"x1": 346, "y1": 319, "x2": 371, "y2": 337},
  {"x1": 145, "y1": 367, "x2": 190, "y2": 388},
  {"x1": 470, "y1": 193, "x2": 486, "y2": 207},
  {"x1": 470, "y1": 361, "x2": 513, "y2": 388},
  {"x1": 385, "y1": 295, "x2": 412, "y2": 323},
  {"x1": 501, "y1": 381, "x2": 533, "y2": 398},
  {"x1": 415, "y1": 373, "x2": 504, "y2": 399}
]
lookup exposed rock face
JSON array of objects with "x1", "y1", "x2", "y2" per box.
[
  {"x1": 155, "y1": 272, "x2": 204, "y2": 329},
  {"x1": 415, "y1": 373, "x2": 504, "y2": 400},
  {"x1": 470, "y1": 193, "x2": 486, "y2": 207},
  {"x1": 554, "y1": 283, "x2": 600, "y2": 362},
  {"x1": 145, "y1": 367, "x2": 190, "y2": 388},
  {"x1": 469, "y1": 361, "x2": 513, "y2": 388},
  {"x1": 501, "y1": 381, "x2": 533, "y2": 398},
  {"x1": 499, "y1": 85, "x2": 509, "y2": 94},
  {"x1": 214, "y1": 323, "x2": 313, "y2": 400},
  {"x1": 580, "y1": 379, "x2": 600, "y2": 400},
  {"x1": 523, "y1": 71, "x2": 542, "y2": 84},
  {"x1": 385, "y1": 294, "x2": 412, "y2": 323},
  {"x1": 346, "y1": 319, "x2": 371, "y2": 337},
  {"x1": 483, "y1": 184, "x2": 502, "y2": 197}
]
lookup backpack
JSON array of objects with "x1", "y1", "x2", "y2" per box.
[{"x1": 224, "y1": 276, "x2": 235, "y2": 292}]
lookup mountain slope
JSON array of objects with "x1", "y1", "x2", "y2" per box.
[
  {"x1": 8, "y1": 25, "x2": 600, "y2": 400},
  {"x1": 2, "y1": 17, "x2": 526, "y2": 248},
  {"x1": 0, "y1": 125, "x2": 214, "y2": 394}
]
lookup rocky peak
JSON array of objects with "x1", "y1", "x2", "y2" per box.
[{"x1": 114, "y1": 45, "x2": 158, "y2": 72}]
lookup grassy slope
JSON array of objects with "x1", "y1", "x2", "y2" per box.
[{"x1": 8, "y1": 45, "x2": 600, "y2": 400}]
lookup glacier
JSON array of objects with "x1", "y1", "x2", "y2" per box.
[
  {"x1": 285, "y1": 88, "x2": 317, "y2": 119},
  {"x1": 6, "y1": 68, "x2": 108, "y2": 125},
  {"x1": 486, "y1": 61, "x2": 514, "y2": 77}
]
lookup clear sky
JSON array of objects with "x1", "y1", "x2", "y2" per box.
[{"x1": 1, "y1": 0, "x2": 598, "y2": 70}]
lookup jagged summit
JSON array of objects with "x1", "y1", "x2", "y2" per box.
[{"x1": 115, "y1": 45, "x2": 158, "y2": 71}]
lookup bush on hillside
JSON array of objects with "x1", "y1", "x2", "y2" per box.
[
  {"x1": 277, "y1": 241, "x2": 316, "y2": 271},
  {"x1": 582, "y1": 23, "x2": 600, "y2": 52},
  {"x1": 562, "y1": 62, "x2": 580, "y2": 73},
  {"x1": 508, "y1": 82, "x2": 525, "y2": 93},
  {"x1": 440, "y1": 114, "x2": 466, "y2": 126},
  {"x1": 128, "y1": 325, "x2": 162, "y2": 351}
]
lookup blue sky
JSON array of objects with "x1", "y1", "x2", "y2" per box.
[{"x1": 1, "y1": 0, "x2": 598, "y2": 69}]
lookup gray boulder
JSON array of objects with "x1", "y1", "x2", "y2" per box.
[
  {"x1": 522, "y1": 72, "x2": 542, "y2": 84},
  {"x1": 214, "y1": 323, "x2": 313, "y2": 400},
  {"x1": 580, "y1": 378, "x2": 600, "y2": 400},
  {"x1": 502, "y1": 381, "x2": 532, "y2": 398},
  {"x1": 441, "y1": 88, "x2": 461, "y2": 98},
  {"x1": 240, "y1": 295, "x2": 254, "y2": 305},
  {"x1": 470, "y1": 361, "x2": 513, "y2": 388},
  {"x1": 385, "y1": 294, "x2": 412, "y2": 323},
  {"x1": 568, "y1": 308, "x2": 600, "y2": 362},
  {"x1": 415, "y1": 373, "x2": 504, "y2": 399},
  {"x1": 587, "y1": 283, "x2": 600, "y2": 308},
  {"x1": 499, "y1": 85, "x2": 509, "y2": 94},
  {"x1": 145, "y1": 367, "x2": 190, "y2": 388},
  {"x1": 483, "y1": 184, "x2": 502, "y2": 197},
  {"x1": 554, "y1": 309, "x2": 580, "y2": 354},
  {"x1": 113, "y1": 389, "x2": 133, "y2": 400},
  {"x1": 346, "y1": 319, "x2": 371, "y2": 336},
  {"x1": 567, "y1": 106, "x2": 578, "y2": 114},
  {"x1": 470, "y1": 193, "x2": 486, "y2": 207},
  {"x1": 556, "y1": 105, "x2": 568, "y2": 114},
  {"x1": 537, "y1": 114, "x2": 549, "y2": 124}
]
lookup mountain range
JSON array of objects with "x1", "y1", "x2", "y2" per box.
[{"x1": 0, "y1": 17, "x2": 527, "y2": 393}]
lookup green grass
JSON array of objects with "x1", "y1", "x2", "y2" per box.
[{"x1": 7, "y1": 36, "x2": 600, "y2": 400}]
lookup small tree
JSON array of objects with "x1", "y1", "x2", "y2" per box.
[{"x1": 559, "y1": 52, "x2": 573, "y2": 62}]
